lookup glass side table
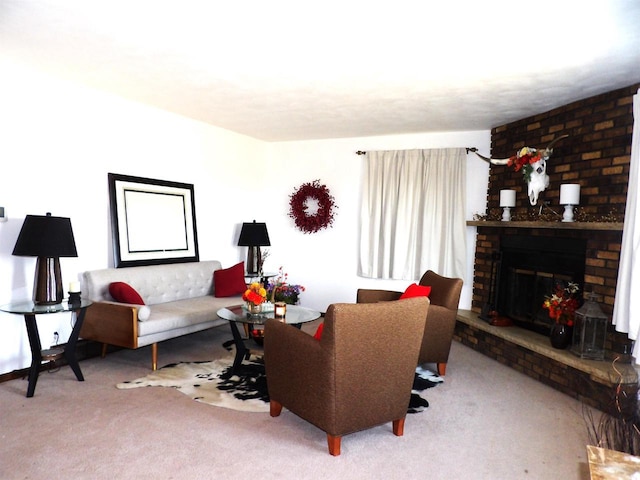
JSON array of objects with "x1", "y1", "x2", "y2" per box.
[
  {"x1": 0, "y1": 299, "x2": 93, "y2": 397},
  {"x1": 217, "y1": 304, "x2": 321, "y2": 376}
]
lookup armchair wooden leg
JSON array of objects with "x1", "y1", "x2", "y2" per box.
[
  {"x1": 270, "y1": 400, "x2": 283, "y2": 417},
  {"x1": 393, "y1": 417, "x2": 405, "y2": 437},
  {"x1": 437, "y1": 362, "x2": 446, "y2": 376},
  {"x1": 327, "y1": 434, "x2": 341, "y2": 456},
  {"x1": 101, "y1": 343, "x2": 108, "y2": 358}
]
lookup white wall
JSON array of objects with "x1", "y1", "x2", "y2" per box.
[
  {"x1": 0, "y1": 60, "x2": 265, "y2": 373},
  {"x1": 0, "y1": 58, "x2": 490, "y2": 374},
  {"x1": 259, "y1": 133, "x2": 490, "y2": 314}
]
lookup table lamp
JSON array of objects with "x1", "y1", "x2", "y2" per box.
[
  {"x1": 499, "y1": 189, "x2": 516, "y2": 221},
  {"x1": 237, "y1": 220, "x2": 270, "y2": 275},
  {"x1": 560, "y1": 184, "x2": 580, "y2": 222},
  {"x1": 12, "y1": 213, "x2": 78, "y2": 305}
]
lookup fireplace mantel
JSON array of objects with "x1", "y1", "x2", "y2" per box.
[{"x1": 467, "y1": 221, "x2": 623, "y2": 231}]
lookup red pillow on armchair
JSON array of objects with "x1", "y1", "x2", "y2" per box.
[
  {"x1": 313, "y1": 322, "x2": 324, "y2": 341},
  {"x1": 400, "y1": 283, "x2": 432, "y2": 299}
]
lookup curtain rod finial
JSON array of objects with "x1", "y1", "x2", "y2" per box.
[{"x1": 356, "y1": 150, "x2": 366, "y2": 155}]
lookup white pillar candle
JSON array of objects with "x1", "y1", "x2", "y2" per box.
[
  {"x1": 499, "y1": 189, "x2": 516, "y2": 207},
  {"x1": 560, "y1": 184, "x2": 580, "y2": 205},
  {"x1": 69, "y1": 281, "x2": 81, "y2": 293}
]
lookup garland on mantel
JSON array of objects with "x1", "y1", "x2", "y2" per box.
[
  {"x1": 288, "y1": 179, "x2": 337, "y2": 234},
  {"x1": 473, "y1": 208, "x2": 623, "y2": 223}
]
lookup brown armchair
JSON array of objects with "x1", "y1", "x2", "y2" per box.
[
  {"x1": 264, "y1": 297, "x2": 430, "y2": 456},
  {"x1": 357, "y1": 270, "x2": 463, "y2": 376}
]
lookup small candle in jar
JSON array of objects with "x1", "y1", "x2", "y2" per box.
[{"x1": 274, "y1": 302, "x2": 287, "y2": 319}]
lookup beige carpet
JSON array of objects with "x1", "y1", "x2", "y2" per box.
[{"x1": 0, "y1": 320, "x2": 593, "y2": 479}]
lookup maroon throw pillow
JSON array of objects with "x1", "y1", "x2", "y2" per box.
[
  {"x1": 214, "y1": 261, "x2": 248, "y2": 297},
  {"x1": 109, "y1": 282, "x2": 145, "y2": 305},
  {"x1": 313, "y1": 322, "x2": 324, "y2": 341},
  {"x1": 400, "y1": 283, "x2": 432, "y2": 299}
]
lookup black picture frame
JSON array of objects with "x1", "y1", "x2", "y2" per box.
[{"x1": 108, "y1": 173, "x2": 199, "y2": 268}]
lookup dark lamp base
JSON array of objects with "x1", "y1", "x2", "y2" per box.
[{"x1": 33, "y1": 257, "x2": 64, "y2": 305}]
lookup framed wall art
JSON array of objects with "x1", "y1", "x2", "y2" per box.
[{"x1": 108, "y1": 173, "x2": 199, "y2": 268}]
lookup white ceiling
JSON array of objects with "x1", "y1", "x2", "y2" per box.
[{"x1": 2, "y1": 1, "x2": 640, "y2": 142}]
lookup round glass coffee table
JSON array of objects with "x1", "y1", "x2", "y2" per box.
[{"x1": 217, "y1": 304, "x2": 321, "y2": 375}]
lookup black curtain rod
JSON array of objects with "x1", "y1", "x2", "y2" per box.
[{"x1": 355, "y1": 148, "x2": 478, "y2": 155}]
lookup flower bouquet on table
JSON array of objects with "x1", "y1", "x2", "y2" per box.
[
  {"x1": 542, "y1": 281, "x2": 581, "y2": 326},
  {"x1": 268, "y1": 267, "x2": 306, "y2": 305},
  {"x1": 243, "y1": 282, "x2": 267, "y2": 314}
]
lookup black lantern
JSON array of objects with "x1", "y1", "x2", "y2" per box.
[
  {"x1": 13, "y1": 213, "x2": 78, "y2": 305},
  {"x1": 571, "y1": 293, "x2": 608, "y2": 361}
]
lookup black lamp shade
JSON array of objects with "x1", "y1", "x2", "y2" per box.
[
  {"x1": 13, "y1": 214, "x2": 78, "y2": 257},
  {"x1": 237, "y1": 221, "x2": 270, "y2": 247},
  {"x1": 13, "y1": 213, "x2": 78, "y2": 305}
]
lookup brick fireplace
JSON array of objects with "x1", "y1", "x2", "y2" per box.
[
  {"x1": 456, "y1": 83, "x2": 639, "y2": 415},
  {"x1": 495, "y1": 234, "x2": 586, "y2": 334}
]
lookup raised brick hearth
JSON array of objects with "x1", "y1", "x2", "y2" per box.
[
  {"x1": 464, "y1": 83, "x2": 640, "y2": 415},
  {"x1": 455, "y1": 311, "x2": 638, "y2": 416}
]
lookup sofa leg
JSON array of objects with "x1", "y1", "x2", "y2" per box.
[
  {"x1": 101, "y1": 343, "x2": 108, "y2": 358},
  {"x1": 151, "y1": 343, "x2": 158, "y2": 371},
  {"x1": 437, "y1": 362, "x2": 446, "y2": 376},
  {"x1": 270, "y1": 400, "x2": 283, "y2": 417},
  {"x1": 393, "y1": 417, "x2": 405, "y2": 436},
  {"x1": 327, "y1": 434, "x2": 341, "y2": 456}
]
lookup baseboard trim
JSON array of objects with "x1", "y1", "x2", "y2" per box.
[{"x1": 0, "y1": 339, "x2": 113, "y2": 385}]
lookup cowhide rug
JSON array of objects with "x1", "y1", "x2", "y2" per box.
[{"x1": 117, "y1": 355, "x2": 442, "y2": 414}]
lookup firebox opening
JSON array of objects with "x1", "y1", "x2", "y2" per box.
[{"x1": 496, "y1": 235, "x2": 586, "y2": 336}]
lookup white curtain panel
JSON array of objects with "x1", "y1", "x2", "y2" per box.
[
  {"x1": 358, "y1": 148, "x2": 467, "y2": 281},
  {"x1": 613, "y1": 88, "x2": 640, "y2": 364}
]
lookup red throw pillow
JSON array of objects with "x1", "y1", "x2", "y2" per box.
[
  {"x1": 109, "y1": 282, "x2": 145, "y2": 305},
  {"x1": 214, "y1": 261, "x2": 248, "y2": 297},
  {"x1": 313, "y1": 322, "x2": 324, "y2": 341},
  {"x1": 400, "y1": 283, "x2": 432, "y2": 299}
]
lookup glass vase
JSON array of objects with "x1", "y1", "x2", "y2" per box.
[{"x1": 246, "y1": 302, "x2": 262, "y2": 315}]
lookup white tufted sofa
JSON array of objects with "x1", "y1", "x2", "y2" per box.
[{"x1": 79, "y1": 260, "x2": 242, "y2": 370}]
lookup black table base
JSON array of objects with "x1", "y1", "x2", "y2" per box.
[{"x1": 23, "y1": 307, "x2": 88, "y2": 397}]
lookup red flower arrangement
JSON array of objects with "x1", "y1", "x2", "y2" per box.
[
  {"x1": 288, "y1": 179, "x2": 337, "y2": 234},
  {"x1": 243, "y1": 282, "x2": 267, "y2": 305},
  {"x1": 542, "y1": 282, "x2": 580, "y2": 326},
  {"x1": 507, "y1": 147, "x2": 542, "y2": 182}
]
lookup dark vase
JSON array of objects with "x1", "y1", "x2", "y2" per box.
[{"x1": 549, "y1": 323, "x2": 572, "y2": 349}]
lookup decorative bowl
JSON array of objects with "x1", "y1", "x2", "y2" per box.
[{"x1": 251, "y1": 327, "x2": 265, "y2": 346}]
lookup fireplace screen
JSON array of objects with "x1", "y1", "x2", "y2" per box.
[{"x1": 496, "y1": 235, "x2": 586, "y2": 335}]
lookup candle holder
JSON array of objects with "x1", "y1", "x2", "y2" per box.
[
  {"x1": 562, "y1": 204, "x2": 576, "y2": 222},
  {"x1": 274, "y1": 302, "x2": 287, "y2": 319},
  {"x1": 499, "y1": 190, "x2": 516, "y2": 222},
  {"x1": 560, "y1": 184, "x2": 580, "y2": 223},
  {"x1": 68, "y1": 291, "x2": 82, "y2": 306}
]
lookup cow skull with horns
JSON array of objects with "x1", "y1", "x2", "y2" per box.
[{"x1": 471, "y1": 134, "x2": 569, "y2": 206}]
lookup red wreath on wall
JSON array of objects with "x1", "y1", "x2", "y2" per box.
[{"x1": 288, "y1": 179, "x2": 337, "y2": 234}]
